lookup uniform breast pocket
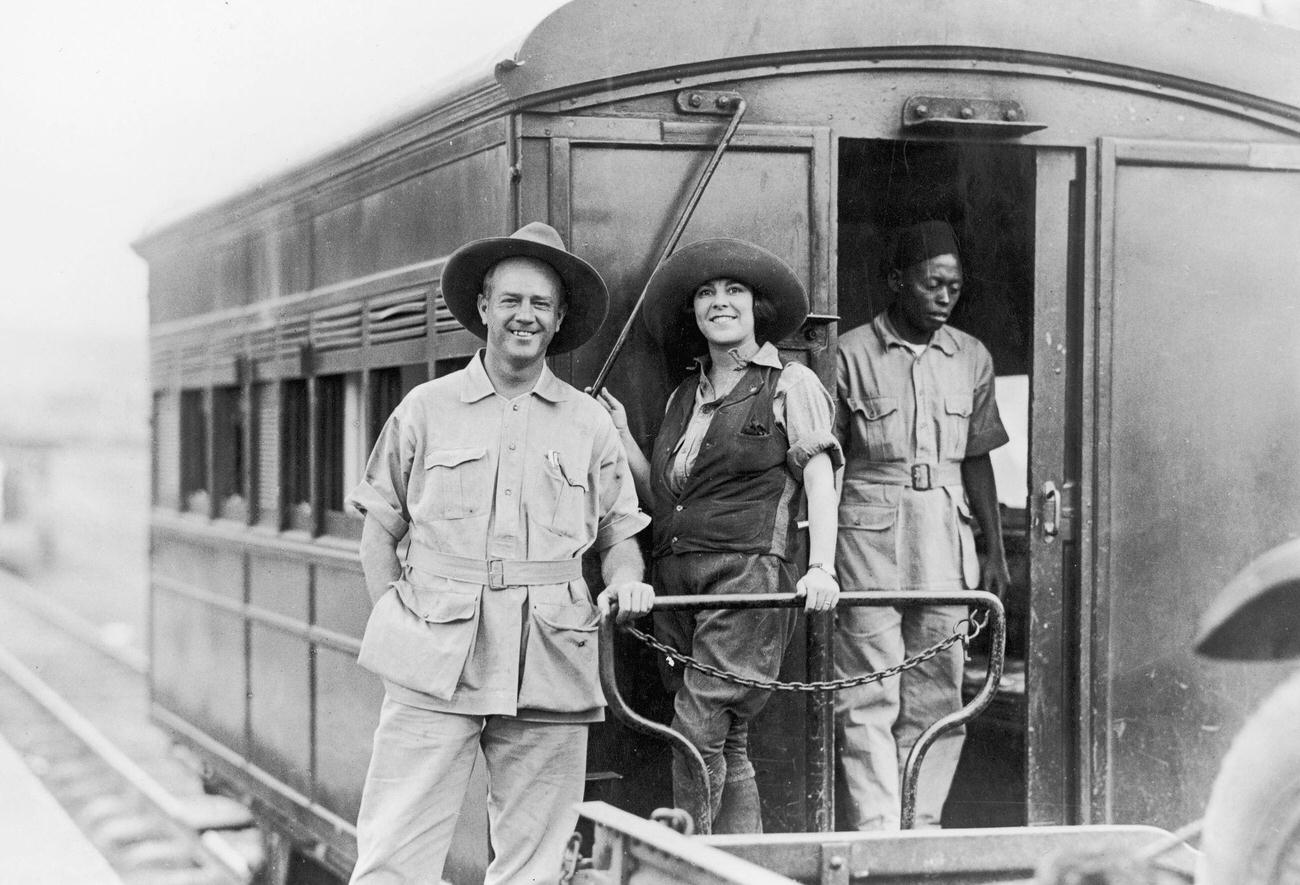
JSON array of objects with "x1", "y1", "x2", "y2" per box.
[
  {"x1": 941, "y1": 395, "x2": 973, "y2": 459},
  {"x1": 849, "y1": 395, "x2": 903, "y2": 460},
  {"x1": 423, "y1": 447, "x2": 488, "y2": 520},
  {"x1": 539, "y1": 449, "x2": 590, "y2": 539}
]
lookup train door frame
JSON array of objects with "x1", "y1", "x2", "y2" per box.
[
  {"x1": 1026, "y1": 146, "x2": 1088, "y2": 826},
  {"x1": 833, "y1": 134, "x2": 1089, "y2": 828}
]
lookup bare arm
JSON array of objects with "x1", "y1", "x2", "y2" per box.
[
  {"x1": 795, "y1": 451, "x2": 841, "y2": 611},
  {"x1": 592, "y1": 389, "x2": 655, "y2": 509},
  {"x1": 596, "y1": 535, "x2": 655, "y2": 623},
  {"x1": 961, "y1": 453, "x2": 1010, "y2": 598},
  {"x1": 359, "y1": 514, "x2": 403, "y2": 604}
]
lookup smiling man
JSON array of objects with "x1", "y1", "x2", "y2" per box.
[
  {"x1": 833, "y1": 219, "x2": 1010, "y2": 831},
  {"x1": 345, "y1": 222, "x2": 654, "y2": 883}
]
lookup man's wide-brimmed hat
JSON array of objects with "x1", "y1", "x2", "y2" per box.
[
  {"x1": 440, "y1": 222, "x2": 609, "y2": 355},
  {"x1": 641, "y1": 238, "x2": 809, "y2": 350}
]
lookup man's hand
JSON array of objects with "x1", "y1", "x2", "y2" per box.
[
  {"x1": 796, "y1": 566, "x2": 840, "y2": 613},
  {"x1": 597, "y1": 581, "x2": 655, "y2": 623},
  {"x1": 981, "y1": 554, "x2": 1011, "y2": 599}
]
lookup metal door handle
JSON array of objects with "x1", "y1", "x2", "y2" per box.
[{"x1": 1042, "y1": 481, "x2": 1060, "y2": 537}]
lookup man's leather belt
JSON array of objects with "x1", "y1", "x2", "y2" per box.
[
  {"x1": 850, "y1": 461, "x2": 963, "y2": 491},
  {"x1": 406, "y1": 548, "x2": 583, "y2": 589}
]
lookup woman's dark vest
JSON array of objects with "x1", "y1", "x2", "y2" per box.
[{"x1": 649, "y1": 361, "x2": 799, "y2": 560}]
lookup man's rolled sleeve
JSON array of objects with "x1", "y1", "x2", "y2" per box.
[
  {"x1": 964, "y1": 350, "x2": 1010, "y2": 458},
  {"x1": 345, "y1": 410, "x2": 413, "y2": 541},
  {"x1": 778, "y1": 365, "x2": 844, "y2": 477},
  {"x1": 593, "y1": 419, "x2": 651, "y2": 551}
]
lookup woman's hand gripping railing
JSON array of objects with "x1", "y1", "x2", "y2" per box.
[{"x1": 597, "y1": 590, "x2": 1006, "y2": 833}]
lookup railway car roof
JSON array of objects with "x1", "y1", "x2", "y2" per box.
[
  {"x1": 503, "y1": 0, "x2": 1300, "y2": 111},
  {"x1": 135, "y1": 0, "x2": 1300, "y2": 250}
]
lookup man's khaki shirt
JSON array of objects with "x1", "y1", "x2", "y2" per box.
[
  {"x1": 348, "y1": 352, "x2": 650, "y2": 720},
  {"x1": 835, "y1": 312, "x2": 1008, "y2": 592}
]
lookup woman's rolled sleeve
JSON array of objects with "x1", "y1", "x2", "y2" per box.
[{"x1": 777, "y1": 364, "x2": 844, "y2": 477}]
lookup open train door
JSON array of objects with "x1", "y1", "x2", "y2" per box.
[
  {"x1": 1091, "y1": 137, "x2": 1300, "y2": 830},
  {"x1": 514, "y1": 106, "x2": 836, "y2": 832}
]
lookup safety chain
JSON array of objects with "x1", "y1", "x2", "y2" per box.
[{"x1": 618, "y1": 608, "x2": 990, "y2": 693}]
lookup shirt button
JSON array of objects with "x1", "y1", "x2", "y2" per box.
[
  {"x1": 504, "y1": 489, "x2": 513, "y2": 496},
  {"x1": 509, "y1": 443, "x2": 517, "y2": 451},
  {"x1": 512, "y1": 404, "x2": 520, "y2": 411},
  {"x1": 671, "y1": 536, "x2": 679, "y2": 543},
  {"x1": 675, "y1": 505, "x2": 683, "y2": 512}
]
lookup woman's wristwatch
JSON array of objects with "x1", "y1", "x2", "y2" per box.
[{"x1": 807, "y1": 562, "x2": 839, "y2": 582}]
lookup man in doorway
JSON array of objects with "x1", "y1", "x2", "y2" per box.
[
  {"x1": 346, "y1": 222, "x2": 654, "y2": 883},
  {"x1": 834, "y1": 219, "x2": 1010, "y2": 830}
]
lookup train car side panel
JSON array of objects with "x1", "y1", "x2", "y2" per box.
[{"x1": 1096, "y1": 138, "x2": 1300, "y2": 828}]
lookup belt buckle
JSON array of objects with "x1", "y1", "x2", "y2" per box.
[
  {"x1": 910, "y1": 463, "x2": 933, "y2": 491},
  {"x1": 488, "y1": 559, "x2": 506, "y2": 590}
]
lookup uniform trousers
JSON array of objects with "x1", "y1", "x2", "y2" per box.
[
  {"x1": 834, "y1": 603, "x2": 967, "y2": 829},
  {"x1": 654, "y1": 551, "x2": 797, "y2": 833},
  {"x1": 350, "y1": 697, "x2": 587, "y2": 885}
]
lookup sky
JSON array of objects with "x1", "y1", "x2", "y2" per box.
[{"x1": 0, "y1": 0, "x2": 566, "y2": 338}]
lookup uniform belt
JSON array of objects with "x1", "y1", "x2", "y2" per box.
[
  {"x1": 406, "y1": 547, "x2": 583, "y2": 589},
  {"x1": 851, "y1": 461, "x2": 963, "y2": 491}
]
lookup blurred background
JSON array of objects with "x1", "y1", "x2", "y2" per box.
[{"x1": 0, "y1": 0, "x2": 567, "y2": 651}]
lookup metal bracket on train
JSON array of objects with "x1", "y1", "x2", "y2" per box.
[
  {"x1": 800, "y1": 313, "x2": 839, "y2": 344},
  {"x1": 901, "y1": 95, "x2": 1046, "y2": 137},
  {"x1": 676, "y1": 89, "x2": 745, "y2": 115}
]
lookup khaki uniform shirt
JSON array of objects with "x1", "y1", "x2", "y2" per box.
[
  {"x1": 347, "y1": 352, "x2": 650, "y2": 721},
  {"x1": 835, "y1": 313, "x2": 1008, "y2": 591}
]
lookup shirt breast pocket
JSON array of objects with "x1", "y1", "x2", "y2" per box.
[
  {"x1": 941, "y1": 395, "x2": 973, "y2": 459},
  {"x1": 538, "y1": 448, "x2": 590, "y2": 540},
  {"x1": 849, "y1": 395, "x2": 903, "y2": 460},
  {"x1": 423, "y1": 447, "x2": 488, "y2": 520}
]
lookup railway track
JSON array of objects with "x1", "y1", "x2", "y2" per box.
[{"x1": 0, "y1": 572, "x2": 259, "y2": 885}]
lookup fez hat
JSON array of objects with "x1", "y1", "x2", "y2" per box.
[
  {"x1": 889, "y1": 220, "x2": 962, "y2": 271},
  {"x1": 641, "y1": 238, "x2": 809, "y2": 350},
  {"x1": 440, "y1": 222, "x2": 609, "y2": 355}
]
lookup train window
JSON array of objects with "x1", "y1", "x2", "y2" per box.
[
  {"x1": 368, "y1": 363, "x2": 428, "y2": 443},
  {"x1": 150, "y1": 392, "x2": 162, "y2": 508},
  {"x1": 252, "y1": 382, "x2": 276, "y2": 528},
  {"x1": 318, "y1": 372, "x2": 365, "y2": 539},
  {"x1": 281, "y1": 379, "x2": 311, "y2": 533},
  {"x1": 212, "y1": 385, "x2": 247, "y2": 522},
  {"x1": 179, "y1": 388, "x2": 209, "y2": 515}
]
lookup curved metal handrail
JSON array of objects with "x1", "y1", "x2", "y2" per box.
[{"x1": 598, "y1": 589, "x2": 1006, "y2": 833}]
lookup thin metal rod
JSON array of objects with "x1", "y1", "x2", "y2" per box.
[{"x1": 589, "y1": 97, "x2": 748, "y2": 396}]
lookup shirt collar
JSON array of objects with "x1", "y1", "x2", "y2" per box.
[
  {"x1": 690, "y1": 340, "x2": 783, "y2": 374},
  {"x1": 875, "y1": 311, "x2": 960, "y2": 356},
  {"x1": 461, "y1": 349, "x2": 571, "y2": 403}
]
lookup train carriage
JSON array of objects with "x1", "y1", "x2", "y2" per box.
[{"x1": 134, "y1": 0, "x2": 1300, "y2": 881}]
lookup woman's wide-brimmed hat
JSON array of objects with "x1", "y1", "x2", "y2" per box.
[
  {"x1": 440, "y1": 222, "x2": 609, "y2": 355},
  {"x1": 641, "y1": 238, "x2": 808, "y2": 350}
]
